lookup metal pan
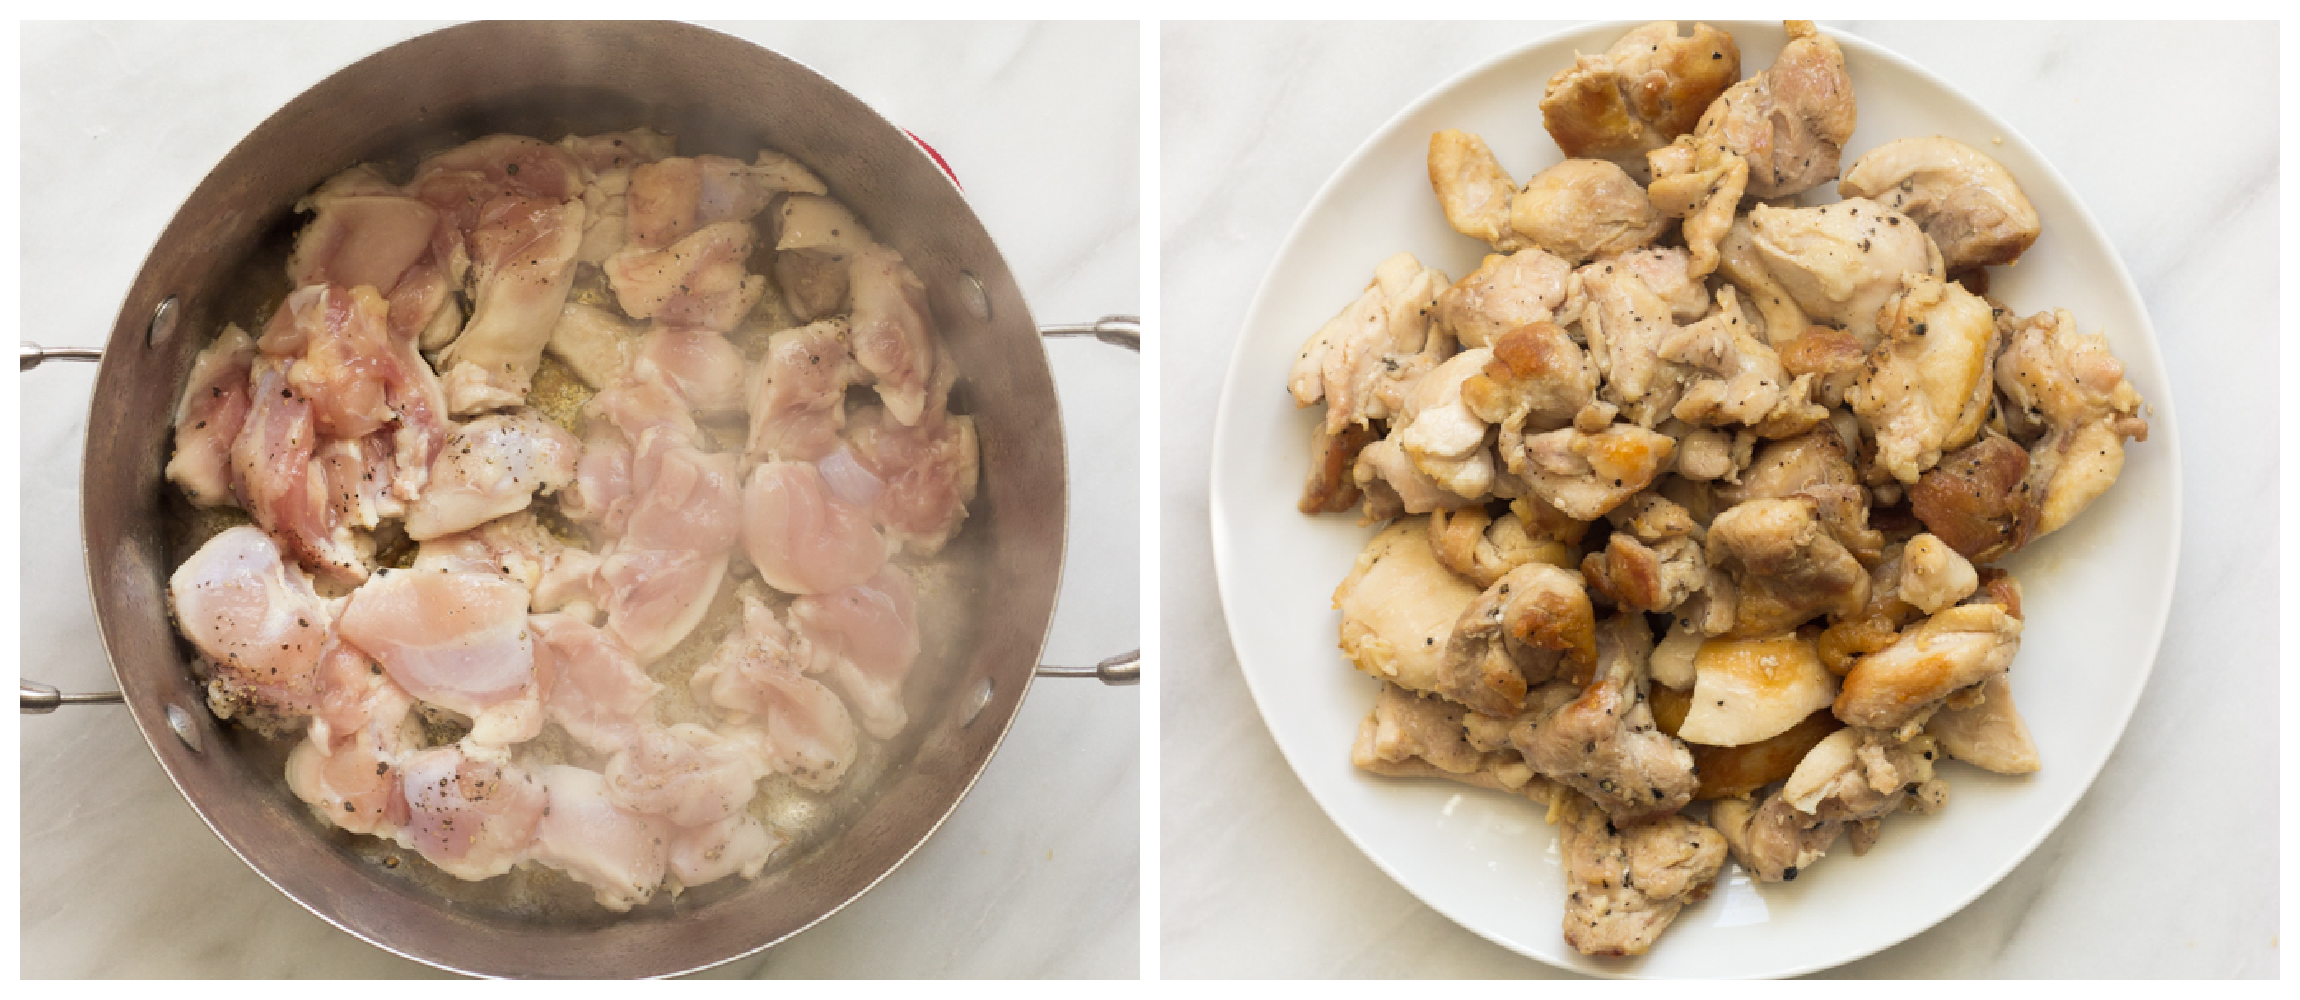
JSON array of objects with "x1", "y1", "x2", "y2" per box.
[{"x1": 20, "y1": 20, "x2": 1138, "y2": 978}]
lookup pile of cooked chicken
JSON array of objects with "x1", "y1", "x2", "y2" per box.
[
  {"x1": 161, "y1": 129, "x2": 978, "y2": 910},
  {"x1": 1291, "y1": 21, "x2": 2148, "y2": 958}
]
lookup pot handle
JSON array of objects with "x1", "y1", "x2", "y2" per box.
[
  {"x1": 22, "y1": 344, "x2": 123, "y2": 711},
  {"x1": 1030, "y1": 317, "x2": 1140, "y2": 685}
]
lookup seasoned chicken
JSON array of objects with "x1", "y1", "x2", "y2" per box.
[
  {"x1": 1300, "y1": 422, "x2": 1377, "y2": 515},
  {"x1": 1993, "y1": 307, "x2": 2150, "y2": 544},
  {"x1": 1714, "y1": 725, "x2": 1945, "y2": 881},
  {"x1": 1290, "y1": 252, "x2": 1450, "y2": 433},
  {"x1": 1839, "y1": 136, "x2": 2041, "y2": 271},
  {"x1": 1394, "y1": 348, "x2": 1499, "y2": 498},
  {"x1": 766, "y1": 193, "x2": 874, "y2": 323},
  {"x1": 1670, "y1": 425, "x2": 1754, "y2": 484},
  {"x1": 1577, "y1": 260, "x2": 1695, "y2": 425},
  {"x1": 1897, "y1": 533, "x2": 1978, "y2": 613},
  {"x1": 1508, "y1": 159, "x2": 1666, "y2": 264},
  {"x1": 1746, "y1": 199, "x2": 1945, "y2": 347},
  {"x1": 1435, "y1": 248, "x2": 1572, "y2": 349},
  {"x1": 1836, "y1": 601, "x2": 2023, "y2": 732},
  {"x1": 842, "y1": 403, "x2": 978, "y2": 558},
  {"x1": 1349, "y1": 690, "x2": 1555, "y2": 801},
  {"x1": 1706, "y1": 495, "x2": 1870, "y2": 637},
  {"x1": 846, "y1": 243, "x2": 942, "y2": 426},
  {"x1": 1511, "y1": 422, "x2": 1677, "y2": 521},
  {"x1": 401, "y1": 410, "x2": 581, "y2": 541},
  {"x1": 1775, "y1": 324, "x2": 1870, "y2": 408},
  {"x1": 742, "y1": 460, "x2": 889, "y2": 597},
  {"x1": 1443, "y1": 562, "x2": 1598, "y2": 714},
  {"x1": 530, "y1": 764, "x2": 670, "y2": 912},
  {"x1": 791, "y1": 566, "x2": 922, "y2": 740},
  {"x1": 1427, "y1": 129, "x2": 1527, "y2": 251},
  {"x1": 1461, "y1": 320, "x2": 1600, "y2": 468},
  {"x1": 691, "y1": 593, "x2": 858, "y2": 791},
  {"x1": 393, "y1": 745, "x2": 548, "y2": 882},
  {"x1": 1924, "y1": 673, "x2": 2041, "y2": 774},
  {"x1": 1511, "y1": 614, "x2": 1699, "y2": 824},
  {"x1": 1847, "y1": 273, "x2": 1999, "y2": 483},
  {"x1": 1582, "y1": 531, "x2": 1707, "y2": 616},
  {"x1": 1353, "y1": 435, "x2": 1481, "y2": 518},
  {"x1": 1692, "y1": 20, "x2": 1858, "y2": 202},
  {"x1": 1716, "y1": 215, "x2": 1810, "y2": 346},
  {"x1": 1643, "y1": 132, "x2": 1746, "y2": 279},
  {"x1": 1649, "y1": 683, "x2": 1844, "y2": 800},
  {"x1": 1714, "y1": 427, "x2": 1860, "y2": 508},
  {"x1": 436, "y1": 196, "x2": 588, "y2": 414},
  {"x1": 602, "y1": 723, "x2": 770, "y2": 828},
  {"x1": 1333, "y1": 519, "x2": 1488, "y2": 700},
  {"x1": 1555, "y1": 791, "x2": 1727, "y2": 958},
  {"x1": 530, "y1": 613, "x2": 659, "y2": 754},
  {"x1": 747, "y1": 318, "x2": 860, "y2": 464},
  {"x1": 1612, "y1": 247, "x2": 1712, "y2": 323},
  {"x1": 166, "y1": 323, "x2": 258, "y2": 509},
  {"x1": 623, "y1": 153, "x2": 823, "y2": 251},
  {"x1": 1538, "y1": 21, "x2": 1740, "y2": 165},
  {"x1": 1707, "y1": 793, "x2": 1840, "y2": 883},
  {"x1": 1427, "y1": 506, "x2": 1574, "y2": 588},
  {"x1": 546, "y1": 301, "x2": 643, "y2": 389},
  {"x1": 603, "y1": 220, "x2": 766, "y2": 334},
  {"x1": 338, "y1": 567, "x2": 542, "y2": 746},
  {"x1": 1907, "y1": 432, "x2": 2030, "y2": 563},
  {"x1": 1659, "y1": 287, "x2": 1829, "y2": 436},
  {"x1": 1675, "y1": 635, "x2": 1838, "y2": 747},
  {"x1": 168, "y1": 525, "x2": 340, "y2": 727}
]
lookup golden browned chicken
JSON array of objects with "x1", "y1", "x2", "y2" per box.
[
  {"x1": 1428, "y1": 129, "x2": 1528, "y2": 251},
  {"x1": 1993, "y1": 307, "x2": 2150, "y2": 545},
  {"x1": 1846, "y1": 272, "x2": 1999, "y2": 483},
  {"x1": 1839, "y1": 136, "x2": 2041, "y2": 271},
  {"x1": 1706, "y1": 495, "x2": 1871, "y2": 638},
  {"x1": 1539, "y1": 21, "x2": 1741, "y2": 166},
  {"x1": 1509, "y1": 159, "x2": 1668, "y2": 264},
  {"x1": 1511, "y1": 614, "x2": 1700, "y2": 824}
]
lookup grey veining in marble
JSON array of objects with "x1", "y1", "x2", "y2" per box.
[
  {"x1": 20, "y1": 20, "x2": 1139, "y2": 979},
  {"x1": 1159, "y1": 20, "x2": 2275, "y2": 979}
]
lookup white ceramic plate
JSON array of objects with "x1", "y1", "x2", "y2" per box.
[{"x1": 1209, "y1": 21, "x2": 2181, "y2": 979}]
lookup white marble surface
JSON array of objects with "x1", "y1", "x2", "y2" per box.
[
  {"x1": 19, "y1": 20, "x2": 1138, "y2": 979},
  {"x1": 1160, "y1": 21, "x2": 2276, "y2": 978}
]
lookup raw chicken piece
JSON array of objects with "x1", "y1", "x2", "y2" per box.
[
  {"x1": 436, "y1": 196, "x2": 587, "y2": 414},
  {"x1": 691, "y1": 593, "x2": 859, "y2": 791},
  {"x1": 1847, "y1": 273, "x2": 1998, "y2": 483},
  {"x1": 1435, "y1": 248, "x2": 1573, "y2": 350},
  {"x1": 1839, "y1": 136, "x2": 2041, "y2": 271},
  {"x1": 393, "y1": 745, "x2": 548, "y2": 881},
  {"x1": 1706, "y1": 496, "x2": 1870, "y2": 637},
  {"x1": 604, "y1": 723, "x2": 769, "y2": 827},
  {"x1": 604, "y1": 220, "x2": 766, "y2": 333},
  {"x1": 1908, "y1": 432, "x2": 2030, "y2": 563},
  {"x1": 561, "y1": 430, "x2": 635, "y2": 534},
  {"x1": 742, "y1": 460, "x2": 889, "y2": 596},
  {"x1": 1746, "y1": 199, "x2": 1944, "y2": 347},
  {"x1": 747, "y1": 318, "x2": 860, "y2": 463},
  {"x1": 1427, "y1": 129, "x2": 1527, "y2": 251},
  {"x1": 166, "y1": 323, "x2": 257, "y2": 508},
  {"x1": 408, "y1": 135, "x2": 585, "y2": 215},
  {"x1": 767, "y1": 194, "x2": 876, "y2": 323},
  {"x1": 1538, "y1": 21, "x2": 1740, "y2": 164},
  {"x1": 668, "y1": 813, "x2": 784, "y2": 888},
  {"x1": 1442, "y1": 562, "x2": 1598, "y2": 715},
  {"x1": 530, "y1": 764, "x2": 669, "y2": 911},
  {"x1": 625, "y1": 153, "x2": 824, "y2": 249},
  {"x1": 412, "y1": 510, "x2": 583, "y2": 601},
  {"x1": 587, "y1": 368, "x2": 705, "y2": 454},
  {"x1": 1510, "y1": 614, "x2": 1699, "y2": 824},
  {"x1": 621, "y1": 443, "x2": 744, "y2": 555},
  {"x1": 596, "y1": 546, "x2": 730, "y2": 665},
  {"x1": 168, "y1": 525, "x2": 337, "y2": 722},
  {"x1": 1924, "y1": 673, "x2": 2040, "y2": 774},
  {"x1": 531, "y1": 613, "x2": 661, "y2": 753},
  {"x1": 1993, "y1": 308, "x2": 2150, "y2": 544},
  {"x1": 337, "y1": 568, "x2": 542, "y2": 745},
  {"x1": 558, "y1": 129, "x2": 679, "y2": 263},
  {"x1": 287, "y1": 190, "x2": 439, "y2": 297},
  {"x1": 545, "y1": 301, "x2": 642, "y2": 389},
  {"x1": 846, "y1": 244, "x2": 940, "y2": 425},
  {"x1": 1290, "y1": 252, "x2": 1450, "y2": 433},
  {"x1": 1332, "y1": 518, "x2": 1485, "y2": 698},
  {"x1": 262, "y1": 283, "x2": 450, "y2": 483},
  {"x1": 401, "y1": 410, "x2": 581, "y2": 541},
  {"x1": 285, "y1": 678, "x2": 414, "y2": 838},
  {"x1": 560, "y1": 129, "x2": 678, "y2": 176},
  {"x1": 792, "y1": 566, "x2": 922, "y2": 740},
  {"x1": 634, "y1": 325, "x2": 748, "y2": 416},
  {"x1": 1509, "y1": 423, "x2": 1677, "y2": 521},
  {"x1": 1556, "y1": 791, "x2": 1726, "y2": 958},
  {"x1": 1836, "y1": 602, "x2": 2023, "y2": 731},
  {"x1": 231, "y1": 359, "x2": 372, "y2": 583},
  {"x1": 1508, "y1": 159, "x2": 1666, "y2": 264},
  {"x1": 846, "y1": 404, "x2": 980, "y2": 557},
  {"x1": 314, "y1": 433, "x2": 404, "y2": 531}
]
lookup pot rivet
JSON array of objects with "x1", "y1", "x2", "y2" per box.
[
  {"x1": 959, "y1": 272, "x2": 992, "y2": 323},
  {"x1": 962, "y1": 677, "x2": 996, "y2": 726},
  {"x1": 165, "y1": 703, "x2": 203, "y2": 753},
  {"x1": 147, "y1": 296, "x2": 180, "y2": 349}
]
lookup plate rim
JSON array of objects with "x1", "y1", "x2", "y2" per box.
[{"x1": 1206, "y1": 19, "x2": 2184, "y2": 979}]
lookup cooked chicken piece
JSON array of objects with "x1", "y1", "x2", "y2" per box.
[
  {"x1": 1708, "y1": 794, "x2": 1839, "y2": 883},
  {"x1": 1333, "y1": 518, "x2": 1487, "y2": 698},
  {"x1": 748, "y1": 318, "x2": 860, "y2": 463},
  {"x1": 1643, "y1": 135, "x2": 1746, "y2": 279},
  {"x1": 1924, "y1": 673, "x2": 2040, "y2": 774},
  {"x1": 1555, "y1": 790, "x2": 1726, "y2": 958},
  {"x1": 1353, "y1": 434, "x2": 1482, "y2": 519},
  {"x1": 1676, "y1": 635, "x2": 1838, "y2": 747},
  {"x1": 436, "y1": 196, "x2": 588, "y2": 414},
  {"x1": 1649, "y1": 683, "x2": 1843, "y2": 800},
  {"x1": 1507, "y1": 159, "x2": 1666, "y2": 264},
  {"x1": 1836, "y1": 601, "x2": 2023, "y2": 732},
  {"x1": 1746, "y1": 199, "x2": 1945, "y2": 347},
  {"x1": 603, "y1": 722, "x2": 770, "y2": 828},
  {"x1": 1511, "y1": 423, "x2": 1677, "y2": 521},
  {"x1": 1462, "y1": 320, "x2": 1600, "y2": 470},
  {"x1": 1897, "y1": 533, "x2": 1978, "y2": 613},
  {"x1": 1349, "y1": 706, "x2": 1554, "y2": 801},
  {"x1": 1577, "y1": 258, "x2": 1694, "y2": 425},
  {"x1": 1714, "y1": 428, "x2": 1860, "y2": 507},
  {"x1": 1693, "y1": 20, "x2": 1859, "y2": 202},
  {"x1": 530, "y1": 613, "x2": 659, "y2": 754},
  {"x1": 401, "y1": 410, "x2": 581, "y2": 541},
  {"x1": 603, "y1": 220, "x2": 767, "y2": 334},
  {"x1": 1775, "y1": 324, "x2": 1869, "y2": 407},
  {"x1": 1796, "y1": 482, "x2": 1887, "y2": 569},
  {"x1": 1908, "y1": 431, "x2": 2030, "y2": 563},
  {"x1": 1360, "y1": 681, "x2": 1486, "y2": 774},
  {"x1": 1538, "y1": 21, "x2": 1740, "y2": 165},
  {"x1": 1511, "y1": 614, "x2": 1699, "y2": 824},
  {"x1": 1660, "y1": 288, "x2": 1829, "y2": 436},
  {"x1": 338, "y1": 567, "x2": 542, "y2": 746},
  {"x1": 1706, "y1": 495, "x2": 1869, "y2": 637},
  {"x1": 1427, "y1": 129, "x2": 1527, "y2": 251},
  {"x1": 1291, "y1": 252, "x2": 1451, "y2": 433},
  {"x1": 1300, "y1": 422, "x2": 1377, "y2": 515},
  {"x1": 1392, "y1": 348, "x2": 1497, "y2": 497},
  {"x1": 1435, "y1": 248, "x2": 1573, "y2": 349},
  {"x1": 530, "y1": 764, "x2": 670, "y2": 912},
  {"x1": 1839, "y1": 136, "x2": 2041, "y2": 271},
  {"x1": 1814, "y1": 543, "x2": 1925, "y2": 675},
  {"x1": 1612, "y1": 247, "x2": 1712, "y2": 323},
  {"x1": 1781, "y1": 727, "x2": 1947, "y2": 823},
  {"x1": 1716, "y1": 215, "x2": 1810, "y2": 346},
  {"x1": 393, "y1": 745, "x2": 549, "y2": 881},
  {"x1": 742, "y1": 460, "x2": 888, "y2": 597},
  {"x1": 1582, "y1": 532, "x2": 1706, "y2": 616},
  {"x1": 691, "y1": 593, "x2": 859, "y2": 791},
  {"x1": 791, "y1": 566, "x2": 922, "y2": 740},
  {"x1": 1444, "y1": 562, "x2": 1598, "y2": 714},
  {"x1": 1847, "y1": 273, "x2": 1999, "y2": 483},
  {"x1": 1428, "y1": 506, "x2": 1577, "y2": 587},
  {"x1": 1670, "y1": 425, "x2": 1753, "y2": 484},
  {"x1": 167, "y1": 324, "x2": 258, "y2": 508},
  {"x1": 1994, "y1": 307, "x2": 2150, "y2": 543}
]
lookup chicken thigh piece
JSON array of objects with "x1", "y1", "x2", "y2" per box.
[
  {"x1": 530, "y1": 764, "x2": 671, "y2": 912},
  {"x1": 1924, "y1": 672, "x2": 2041, "y2": 774},
  {"x1": 1508, "y1": 159, "x2": 1667, "y2": 264},
  {"x1": 1461, "y1": 320, "x2": 1599, "y2": 465},
  {"x1": 633, "y1": 325, "x2": 748, "y2": 417},
  {"x1": 1511, "y1": 614, "x2": 1700, "y2": 824},
  {"x1": 1659, "y1": 287, "x2": 1829, "y2": 436},
  {"x1": 1839, "y1": 136, "x2": 2041, "y2": 271},
  {"x1": 166, "y1": 323, "x2": 258, "y2": 508},
  {"x1": 603, "y1": 723, "x2": 771, "y2": 828},
  {"x1": 1690, "y1": 20, "x2": 1858, "y2": 202},
  {"x1": 1846, "y1": 273, "x2": 1999, "y2": 483},
  {"x1": 1746, "y1": 200, "x2": 1945, "y2": 347},
  {"x1": 1538, "y1": 21, "x2": 1741, "y2": 165},
  {"x1": 1392, "y1": 348, "x2": 1498, "y2": 499},
  {"x1": 604, "y1": 220, "x2": 767, "y2": 334},
  {"x1": 1907, "y1": 432, "x2": 2031, "y2": 563},
  {"x1": 530, "y1": 613, "x2": 661, "y2": 754},
  {"x1": 767, "y1": 193, "x2": 876, "y2": 323},
  {"x1": 792, "y1": 566, "x2": 922, "y2": 740},
  {"x1": 1290, "y1": 251, "x2": 1451, "y2": 433},
  {"x1": 1556, "y1": 791, "x2": 1727, "y2": 958},
  {"x1": 1576, "y1": 259, "x2": 1694, "y2": 425},
  {"x1": 337, "y1": 568, "x2": 542, "y2": 746},
  {"x1": 1332, "y1": 518, "x2": 1487, "y2": 698},
  {"x1": 1443, "y1": 561, "x2": 1599, "y2": 715},
  {"x1": 1993, "y1": 307, "x2": 2150, "y2": 544},
  {"x1": 624, "y1": 153, "x2": 824, "y2": 250},
  {"x1": 1836, "y1": 601, "x2": 2023, "y2": 732},
  {"x1": 742, "y1": 460, "x2": 889, "y2": 597},
  {"x1": 668, "y1": 813, "x2": 784, "y2": 888},
  {"x1": 402, "y1": 410, "x2": 582, "y2": 540},
  {"x1": 557, "y1": 128, "x2": 679, "y2": 265},
  {"x1": 169, "y1": 525, "x2": 339, "y2": 724},
  {"x1": 231, "y1": 359, "x2": 372, "y2": 583},
  {"x1": 1427, "y1": 504, "x2": 1581, "y2": 588},
  {"x1": 1706, "y1": 495, "x2": 1870, "y2": 638},
  {"x1": 393, "y1": 745, "x2": 549, "y2": 882},
  {"x1": 1427, "y1": 129, "x2": 1527, "y2": 251},
  {"x1": 1435, "y1": 248, "x2": 1572, "y2": 350},
  {"x1": 1510, "y1": 423, "x2": 1677, "y2": 522},
  {"x1": 1715, "y1": 215, "x2": 1811, "y2": 348},
  {"x1": 748, "y1": 318, "x2": 860, "y2": 463},
  {"x1": 845, "y1": 403, "x2": 980, "y2": 558},
  {"x1": 692, "y1": 593, "x2": 859, "y2": 791},
  {"x1": 844, "y1": 243, "x2": 945, "y2": 425},
  {"x1": 436, "y1": 196, "x2": 587, "y2": 415}
]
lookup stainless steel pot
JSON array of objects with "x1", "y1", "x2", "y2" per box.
[{"x1": 22, "y1": 20, "x2": 1136, "y2": 978}]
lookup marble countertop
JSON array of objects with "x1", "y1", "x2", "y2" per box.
[
  {"x1": 20, "y1": 21, "x2": 1138, "y2": 979},
  {"x1": 1160, "y1": 21, "x2": 2276, "y2": 978}
]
